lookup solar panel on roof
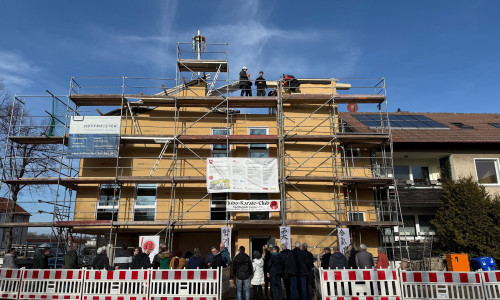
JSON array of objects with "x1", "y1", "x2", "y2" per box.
[
  {"x1": 353, "y1": 114, "x2": 447, "y2": 128},
  {"x1": 489, "y1": 123, "x2": 500, "y2": 129}
]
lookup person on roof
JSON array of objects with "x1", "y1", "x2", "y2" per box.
[
  {"x1": 239, "y1": 67, "x2": 252, "y2": 96},
  {"x1": 255, "y1": 71, "x2": 267, "y2": 96}
]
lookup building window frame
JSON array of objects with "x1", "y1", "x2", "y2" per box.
[
  {"x1": 348, "y1": 211, "x2": 365, "y2": 222},
  {"x1": 133, "y1": 184, "x2": 157, "y2": 221},
  {"x1": 392, "y1": 165, "x2": 431, "y2": 185},
  {"x1": 211, "y1": 128, "x2": 232, "y2": 157},
  {"x1": 96, "y1": 184, "x2": 121, "y2": 221},
  {"x1": 210, "y1": 193, "x2": 231, "y2": 221},
  {"x1": 248, "y1": 127, "x2": 269, "y2": 158},
  {"x1": 474, "y1": 158, "x2": 500, "y2": 186}
]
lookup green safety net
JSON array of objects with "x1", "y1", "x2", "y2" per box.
[{"x1": 47, "y1": 95, "x2": 67, "y2": 137}]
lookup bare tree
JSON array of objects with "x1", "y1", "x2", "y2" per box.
[{"x1": 0, "y1": 79, "x2": 58, "y2": 249}]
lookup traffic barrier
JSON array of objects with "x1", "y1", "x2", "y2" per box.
[
  {"x1": 19, "y1": 269, "x2": 84, "y2": 300},
  {"x1": 149, "y1": 268, "x2": 219, "y2": 300},
  {"x1": 401, "y1": 270, "x2": 483, "y2": 300},
  {"x1": 482, "y1": 271, "x2": 500, "y2": 300},
  {"x1": 320, "y1": 268, "x2": 401, "y2": 300},
  {"x1": 219, "y1": 267, "x2": 231, "y2": 300},
  {"x1": 314, "y1": 268, "x2": 322, "y2": 300},
  {"x1": 0, "y1": 269, "x2": 22, "y2": 300},
  {"x1": 82, "y1": 269, "x2": 149, "y2": 300}
]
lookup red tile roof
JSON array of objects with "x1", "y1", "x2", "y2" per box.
[
  {"x1": 0, "y1": 197, "x2": 31, "y2": 215},
  {"x1": 339, "y1": 112, "x2": 500, "y2": 143}
]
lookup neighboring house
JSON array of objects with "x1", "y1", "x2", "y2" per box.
[
  {"x1": 0, "y1": 197, "x2": 31, "y2": 248},
  {"x1": 340, "y1": 112, "x2": 500, "y2": 258}
]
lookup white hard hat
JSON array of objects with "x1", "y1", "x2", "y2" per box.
[{"x1": 242, "y1": 66, "x2": 247, "y2": 70}]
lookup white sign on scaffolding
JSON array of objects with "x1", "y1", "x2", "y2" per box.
[
  {"x1": 337, "y1": 228, "x2": 350, "y2": 255},
  {"x1": 227, "y1": 200, "x2": 280, "y2": 212},
  {"x1": 279, "y1": 226, "x2": 291, "y2": 251},
  {"x1": 68, "y1": 116, "x2": 121, "y2": 158},
  {"x1": 206, "y1": 158, "x2": 279, "y2": 193},
  {"x1": 139, "y1": 235, "x2": 160, "y2": 263},
  {"x1": 221, "y1": 227, "x2": 232, "y2": 258}
]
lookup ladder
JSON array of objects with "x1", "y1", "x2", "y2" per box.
[
  {"x1": 150, "y1": 139, "x2": 173, "y2": 176},
  {"x1": 207, "y1": 64, "x2": 222, "y2": 96}
]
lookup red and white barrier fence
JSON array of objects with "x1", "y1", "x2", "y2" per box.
[
  {"x1": 0, "y1": 269, "x2": 23, "y2": 300},
  {"x1": 19, "y1": 269, "x2": 84, "y2": 300},
  {"x1": 82, "y1": 269, "x2": 149, "y2": 300},
  {"x1": 319, "y1": 268, "x2": 401, "y2": 300},
  {"x1": 482, "y1": 271, "x2": 500, "y2": 300},
  {"x1": 149, "y1": 268, "x2": 219, "y2": 300},
  {"x1": 400, "y1": 271, "x2": 483, "y2": 300}
]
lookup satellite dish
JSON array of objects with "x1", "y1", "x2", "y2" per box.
[{"x1": 347, "y1": 103, "x2": 358, "y2": 112}]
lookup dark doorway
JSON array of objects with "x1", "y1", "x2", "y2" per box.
[{"x1": 250, "y1": 236, "x2": 270, "y2": 258}]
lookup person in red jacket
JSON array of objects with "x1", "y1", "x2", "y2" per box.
[{"x1": 375, "y1": 247, "x2": 390, "y2": 269}]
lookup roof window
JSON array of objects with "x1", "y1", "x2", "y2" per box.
[
  {"x1": 450, "y1": 122, "x2": 474, "y2": 129},
  {"x1": 488, "y1": 123, "x2": 500, "y2": 129}
]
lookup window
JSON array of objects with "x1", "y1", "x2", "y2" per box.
[
  {"x1": 97, "y1": 184, "x2": 120, "y2": 221},
  {"x1": 134, "y1": 184, "x2": 157, "y2": 221},
  {"x1": 450, "y1": 122, "x2": 474, "y2": 129},
  {"x1": 488, "y1": 123, "x2": 500, "y2": 129},
  {"x1": 211, "y1": 128, "x2": 231, "y2": 157},
  {"x1": 417, "y1": 215, "x2": 436, "y2": 234},
  {"x1": 400, "y1": 215, "x2": 416, "y2": 236},
  {"x1": 475, "y1": 159, "x2": 499, "y2": 184},
  {"x1": 354, "y1": 114, "x2": 447, "y2": 129},
  {"x1": 249, "y1": 193, "x2": 270, "y2": 220},
  {"x1": 348, "y1": 212, "x2": 365, "y2": 222},
  {"x1": 393, "y1": 166, "x2": 430, "y2": 185},
  {"x1": 248, "y1": 127, "x2": 269, "y2": 158},
  {"x1": 210, "y1": 193, "x2": 229, "y2": 220},
  {"x1": 344, "y1": 147, "x2": 360, "y2": 158}
]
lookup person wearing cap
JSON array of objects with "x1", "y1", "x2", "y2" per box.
[
  {"x1": 255, "y1": 71, "x2": 267, "y2": 96},
  {"x1": 239, "y1": 66, "x2": 252, "y2": 96},
  {"x1": 321, "y1": 247, "x2": 332, "y2": 269}
]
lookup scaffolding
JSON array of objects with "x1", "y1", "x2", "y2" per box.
[{"x1": 0, "y1": 36, "x2": 408, "y2": 260}]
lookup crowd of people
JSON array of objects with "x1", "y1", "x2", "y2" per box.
[
  {"x1": 2, "y1": 241, "x2": 390, "y2": 300},
  {"x1": 238, "y1": 66, "x2": 298, "y2": 97}
]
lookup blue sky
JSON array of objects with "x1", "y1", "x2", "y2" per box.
[
  {"x1": 1, "y1": 1, "x2": 500, "y2": 231},
  {"x1": 1, "y1": 0, "x2": 499, "y2": 113}
]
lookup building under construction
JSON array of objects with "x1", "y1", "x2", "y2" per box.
[{"x1": 1, "y1": 36, "x2": 407, "y2": 260}]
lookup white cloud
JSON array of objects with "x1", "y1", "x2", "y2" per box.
[{"x1": 0, "y1": 51, "x2": 41, "y2": 90}]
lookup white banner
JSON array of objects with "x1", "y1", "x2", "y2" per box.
[
  {"x1": 139, "y1": 235, "x2": 160, "y2": 263},
  {"x1": 69, "y1": 116, "x2": 121, "y2": 134},
  {"x1": 206, "y1": 158, "x2": 279, "y2": 193},
  {"x1": 279, "y1": 226, "x2": 291, "y2": 251},
  {"x1": 68, "y1": 116, "x2": 121, "y2": 158},
  {"x1": 337, "y1": 228, "x2": 350, "y2": 255},
  {"x1": 221, "y1": 227, "x2": 232, "y2": 257},
  {"x1": 227, "y1": 200, "x2": 280, "y2": 212}
]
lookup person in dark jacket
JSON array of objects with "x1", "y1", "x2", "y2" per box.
[
  {"x1": 255, "y1": 71, "x2": 267, "y2": 96},
  {"x1": 93, "y1": 246, "x2": 113, "y2": 270},
  {"x1": 187, "y1": 248, "x2": 204, "y2": 269},
  {"x1": 267, "y1": 246, "x2": 284, "y2": 300},
  {"x1": 355, "y1": 244, "x2": 374, "y2": 269},
  {"x1": 329, "y1": 246, "x2": 348, "y2": 269},
  {"x1": 239, "y1": 67, "x2": 252, "y2": 96},
  {"x1": 280, "y1": 243, "x2": 292, "y2": 300},
  {"x1": 33, "y1": 247, "x2": 50, "y2": 269},
  {"x1": 321, "y1": 247, "x2": 332, "y2": 269},
  {"x1": 206, "y1": 246, "x2": 215, "y2": 268},
  {"x1": 219, "y1": 242, "x2": 232, "y2": 266},
  {"x1": 285, "y1": 242, "x2": 308, "y2": 300},
  {"x1": 63, "y1": 244, "x2": 79, "y2": 269},
  {"x1": 302, "y1": 243, "x2": 314, "y2": 300},
  {"x1": 130, "y1": 247, "x2": 151, "y2": 269},
  {"x1": 210, "y1": 246, "x2": 224, "y2": 269},
  {"x1": 233, "y1": 246, "x2": 253, "y2": 300},
  {"x1": 114, "y1": 244, "x2": 133, "y2": 269}
]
